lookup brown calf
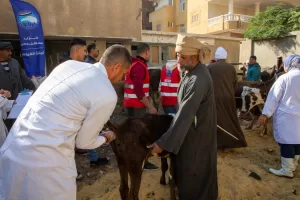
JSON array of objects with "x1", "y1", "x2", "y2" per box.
[{"x1": 107, "y1": 114, "x2": 174, "y2": 200}]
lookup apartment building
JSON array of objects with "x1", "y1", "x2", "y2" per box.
[
  {"x1": 149, "y1": 0, "x2": 187, "y2": 33},
  {"x1": 150, "y1": 0, "x2": 299, "y2": 37}
]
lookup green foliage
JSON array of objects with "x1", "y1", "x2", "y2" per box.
[
  {"x1": 289, "y1": 6, "x2": 300, "y2": 30},
  {"x1": 244, "y1": 3, "x2": 300, "y2": 40}
]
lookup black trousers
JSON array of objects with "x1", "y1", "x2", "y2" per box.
[{"x1": 279, "y1": 143, "x2": 300, "y2": 158}]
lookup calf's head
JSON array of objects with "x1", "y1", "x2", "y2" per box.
[
  {"x1": 106, "y1": 114, "x2": 174, "y2": 153},
  {"x1": 241, "y1": 86, "x2": 264, "y2": 113}
]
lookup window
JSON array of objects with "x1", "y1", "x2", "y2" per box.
[
  {"x1": 192, "y1": 13, "x2": 199, "y2": 23},
  {"x1": 180, "y1": 24, "x2": 185, "y2": 33},
  {"x1": 180, "y1": 0, "x2": 185, "y2": 11},
  {"x1": 169, "y1": 0, "x2": 174, "y2": 6},
  {"x1": 168, "y1": 22, "x2": 174, "y2": 27},
  {"x1": 157, "y1": 24, "x2": 161, "y2": 31}
]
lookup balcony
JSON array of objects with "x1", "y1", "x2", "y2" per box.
[{"x1": 208, "y1": 13, "x2": 252, "y2": 33}]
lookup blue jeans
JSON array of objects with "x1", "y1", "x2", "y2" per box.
[
  {"x1": 279, "y1": 143, "x2": 300, "y2": 158},
  {"x1": 87, "y1": 149, "x2": 99, "y2": 161},
  {"x1": 163, "y1": 106, "x2": 178, "y2": 115}
]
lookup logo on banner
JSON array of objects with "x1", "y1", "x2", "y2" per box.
[{"x1": 17, "y1": 10, "x2": 39, "y2": 30}]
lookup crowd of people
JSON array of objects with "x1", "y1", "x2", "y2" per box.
[{"x1": 0, "y1": 33, "x2": 299, "y2": 200}]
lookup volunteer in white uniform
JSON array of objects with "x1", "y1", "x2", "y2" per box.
[
  {"x1": 259, "y1": 54, "x2": 300, "y2": 178},
  {"x1": 0, "y1": 44, "x2": 131, "y2": 200}
]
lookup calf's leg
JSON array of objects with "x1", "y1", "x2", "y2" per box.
[
  {"x1": 128, "y1": 161, "x2": 144, "y2": 200},
  {"x1": 111, "y1": 142, "x2": 129, "y2": 200},
  {"x1": 245, "y1": 113, "x2": 255, "y2": 130},
  {"x1": 119, "y1": 163, "x2": 129, "y2": 200},
  {"x1": 169, "y1": 155, "x2": 179, "y2": 200},
  {"x1": 115, "y1": 156, "x2": 129, "y2": 200},
  {"x1": 160, "y1": 157, "x2": 168, "y2": 185}
]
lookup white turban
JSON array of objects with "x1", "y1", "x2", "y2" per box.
[{"x1": 215, "y1": 47, "x2": 227, "y2": 60}]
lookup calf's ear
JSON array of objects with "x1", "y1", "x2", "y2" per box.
[{"x1": 106, "y1": 120, "x2": 118, "y2": 131}]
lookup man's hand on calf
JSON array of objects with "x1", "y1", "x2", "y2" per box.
[
  {"x1": 147, "y1": 143, "x2": 163, "y2": 156},
  {"x1": 101, "y1": 131, "x2": 116, "y2": 143}
]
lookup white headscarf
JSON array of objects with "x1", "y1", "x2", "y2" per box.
[
  {"x1": 215, "y1": 47, "x2": 228, "y2": 60},
  {"x1": 166, "y1": 60, "x2": 177, "y2": 71},
  {"x1": 284, "y1": 54, "x2": 300, "y2": 72}
]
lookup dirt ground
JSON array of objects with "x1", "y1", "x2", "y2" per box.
[{"x1": 75, "y1": 120, "x2": 300, "y2": 200}]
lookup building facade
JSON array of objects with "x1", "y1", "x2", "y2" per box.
[
  {"x1": 149, "y1": 0, "x2": 187, "y2": 33},
  {"x1": 0, "y1": 0, "x2": 142, "y2": 73},
  {"x1": 149, "y1": 0, "x2": 300, "y2": 37},
  {"x1": 141, "y1": 30, "x2": 244, "y2": 67}
]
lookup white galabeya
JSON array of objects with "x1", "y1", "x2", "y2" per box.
[{"x1": 269, "y1": 157, "x2": 295, "y2": 178}]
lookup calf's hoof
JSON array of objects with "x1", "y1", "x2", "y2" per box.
[
  {"x1": 159, "y1": 179, "x2": 167, "y2": 185},
  {"x1": 160, "y1": 177, "x2": 166, "y2": 185}
]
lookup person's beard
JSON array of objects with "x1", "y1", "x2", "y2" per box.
[
  {"x1": 184, "y1": 63, "x2": 194, "y2": 71},
  {"x1": 179, "y1": 58, "x2": 194, "y2": 72}
]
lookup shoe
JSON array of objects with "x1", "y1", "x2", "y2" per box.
[
  {"x1": 143, "y1": 161, "x2": 159, "y2": 171},
  {"x1": 292, "y1": 155, "x2": 300, "y2": 171},
  {"x1": 269, "y1": 157, "x2": 294, "y2": 178},
  {"x1": 76, "y1": 172, "x2": 83, "y2": 181},
  {"x1": 90, "y1": 157, "x2": 110, "y2": 167}
]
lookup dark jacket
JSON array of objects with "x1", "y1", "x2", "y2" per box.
[
  {"x1": 84, "y1": 55, "x2": 97, "y2": 64},
  {"x1": 0, "y1": 58, "x2": 36, "y2": 100}
]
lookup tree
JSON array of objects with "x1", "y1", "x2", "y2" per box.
[{"x1": 244, "y1": 4, "x2": 300, "y2": 40}]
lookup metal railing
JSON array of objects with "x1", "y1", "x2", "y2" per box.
[{"x1": 208, "y1": 13, "x2": 252, "y2": 26}]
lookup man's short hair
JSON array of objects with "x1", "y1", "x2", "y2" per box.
[
  {"x1": 100, "y1": 44, "x2": 132, "y2": 67},
  {"x1": 250, "y1": 55, "x2": 257, "y2": 60},
  {"x1": 87, "y1": 43, "x2": 97, "y2": 53},
  {"x1": 70, "y1": 38, "x2": 86, "y2": 48},
  {"x1": 136, "y1": 43, "x2": 150, "y2": 55}
]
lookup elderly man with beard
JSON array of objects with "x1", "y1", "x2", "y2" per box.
[{"x1": 149, "y1": 34, "x2": 218, "y2": 200}]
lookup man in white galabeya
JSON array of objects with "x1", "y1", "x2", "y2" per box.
[{"x1": 0, "y1": 44, "x2": 131, "y2": 200}]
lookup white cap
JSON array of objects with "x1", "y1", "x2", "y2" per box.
[{"x1": 215, "y1": 47, "x2": 228, "y2": 60}]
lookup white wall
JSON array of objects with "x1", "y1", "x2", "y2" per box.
[{"x1": 240, "y1": 31, "x2": 300, "y2": 68}]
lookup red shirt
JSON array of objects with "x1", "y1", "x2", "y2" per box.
[{"x1": 130, "y1": 57, "x2": 147, "y2": 99}]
